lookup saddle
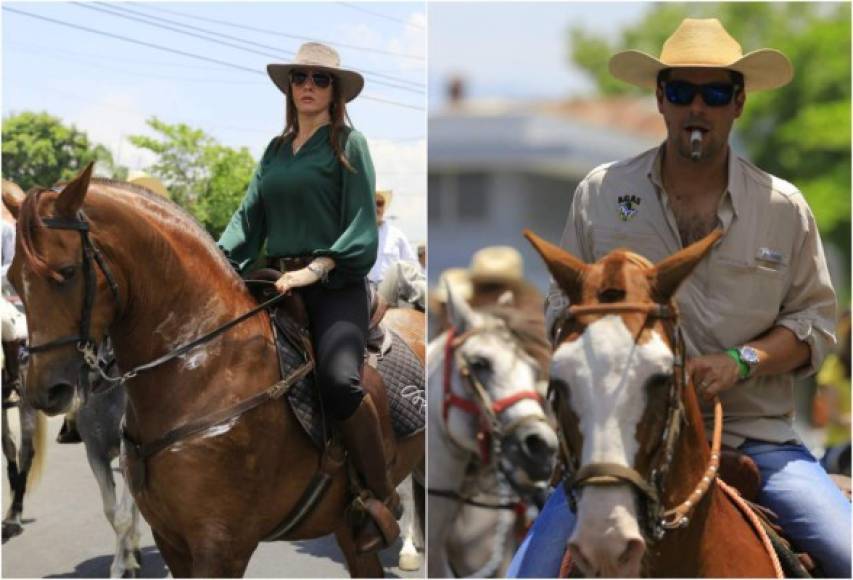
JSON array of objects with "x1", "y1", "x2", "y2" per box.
[
  {"x1": 246, "y1": 268, "x2": 391, "y2": 357},
  {"x1": 243, "y1": 267, "x2": 423, "y2": 447},
  {"x1": 717, "y1": 446, "x2": 847, "y2": 577}
]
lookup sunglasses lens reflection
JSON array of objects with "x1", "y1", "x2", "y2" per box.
[{"x1": 665, "y1": 81, "x2": 735, "y2": 107}]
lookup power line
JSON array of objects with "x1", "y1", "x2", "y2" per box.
[
  {"x1": 129, "y1": 1, "x2": 425, "y2": 63},
  {"x1": 81, "y1": 1, "x2": 424, "y2": 92},
  {"x1": 338, "y1": 2, "x2": 425, "y2": 31},
  {"x1": 3, "y1": 6, "x2": 424, "y2": 112},
  {"x1": 6, "y1": 45, "x2": 266, "y2": 85}
]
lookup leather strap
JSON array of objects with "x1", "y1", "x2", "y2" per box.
[{"x1": 122, "y1": 361, "x2": 312, "y2": 463}]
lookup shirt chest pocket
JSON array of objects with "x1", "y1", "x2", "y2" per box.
[
  {"x1": 590, "y1": 227, "x2": 669, "y2": 264},
  {"x1": 707, "y1": 255, "x2": 789, "y2": 323}
]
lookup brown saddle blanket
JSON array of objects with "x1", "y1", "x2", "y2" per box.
[{"x1": 245, "y1": 270, "x2": 425, "y2": 449}]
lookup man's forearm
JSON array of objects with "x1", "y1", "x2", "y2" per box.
[{"x1": 747, "y1": 325, "x2": 811, "y2": 378}]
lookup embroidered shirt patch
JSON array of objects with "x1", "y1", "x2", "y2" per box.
[{"x1": 617, "y1": 195, "x2": 641, "y2": 222}]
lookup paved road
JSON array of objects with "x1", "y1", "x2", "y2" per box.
[{"x1": 2, "y1": 413, "x2": 423, "y2": 578}]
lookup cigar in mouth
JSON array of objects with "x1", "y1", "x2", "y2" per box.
[{"x1": 690, "y1": 129, "x2": 702, "y2": 161}]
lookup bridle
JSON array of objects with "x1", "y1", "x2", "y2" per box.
[
  {"x1": 442, "y1": 324, "x2": 546, "y2": 467},
  {"x1": 553, "y1": 301, "x2": 722, "y2": 541},
  {"x1": 24, "y1": 210, "x2": 123, "y2": 396}
]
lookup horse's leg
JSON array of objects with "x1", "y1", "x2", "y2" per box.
[
  {"x1": 334, "y1": 522, "x2": 384, "y2": 578},
  {"x1": 3, "y1": 401, "x2": 39, "y2": 538},
  {"x1": 1, "y1": 406, "x2": 23, "y2": 537},
  {"x1": 186, "y1": 539, "x2": 254, "y2": 578},
  {"x1": 152, "y1": 530, "x2": 192, "y2": 579},
  {"x1": 84, "y1": 444, "x2": 128, "y2": 577},
  {"x1": 113, "y1": 474, "x2": 142, "y2": 577},
  {"x1": 397, "y1": 475, "x2": 420, "y2": 571}
]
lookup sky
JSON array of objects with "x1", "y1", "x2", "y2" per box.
[
  {"x1": 428, "y1": 1, "x2": 649, "y2": 106},
  {"x1": 2, "y1": 1, "x2": 427, "y2": 242}
]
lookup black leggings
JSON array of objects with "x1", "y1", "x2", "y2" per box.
[{"x1": 298, "y1": 279, "x2": 369, "y2": 421}]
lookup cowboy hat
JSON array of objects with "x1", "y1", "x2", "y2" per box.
[
  {"x1": 434, "y1": 268, "x2": 472, "y2": 304},
  {"x1": 127, "y1": 171, "x2": 169, "y2": 198},
  {"x1": 609, "y1": 18, "x2": 793, "y2": 92},
  {"x1": 469, "y1": 246, "x2": 524, "y2": 284},
  {"x1": 267, "y1": 42, "x2": 364, "y2": 102}
]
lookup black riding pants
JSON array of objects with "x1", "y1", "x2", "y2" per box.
[{"x1": 297, "y1": 279, "x2": 369, "y2": 421}]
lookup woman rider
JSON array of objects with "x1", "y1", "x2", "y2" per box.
[{"x1": 217, "y1": 42, "x2": 398, "y2": 553}]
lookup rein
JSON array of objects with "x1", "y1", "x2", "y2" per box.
[
  {"x1": 556, "y1": 301, "x2": 722, "y2": 540},
  {"x1": 25, "y1": 210, "x2": 287, "y2": 393}
]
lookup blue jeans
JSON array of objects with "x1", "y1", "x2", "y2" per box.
[{"x1": 508, "y1": 440, "x2": 851, "y2": 578}]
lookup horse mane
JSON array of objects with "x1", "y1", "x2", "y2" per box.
[
  {"x1": 15, "y1": 178, "x2": 234, "y2": 285},
  {"x1": 477, "y1": 304, "x2": 551, "y2": 377}
]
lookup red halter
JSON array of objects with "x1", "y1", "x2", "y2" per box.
[{"x1": 442, "y1": 326, "x2": 543, "y2": 464}]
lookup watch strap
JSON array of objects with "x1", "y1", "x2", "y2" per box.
[{"x1": 725, "y1": 348, "x2": 750, "y2": 379}]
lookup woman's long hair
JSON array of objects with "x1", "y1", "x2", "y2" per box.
[{"x1": 280, "y1": 77, "x2": 355, "y2": 172}]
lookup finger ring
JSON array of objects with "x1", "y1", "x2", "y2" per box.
[{"x1": 700, "y1": 381, "x2": 711, "y2": 390}]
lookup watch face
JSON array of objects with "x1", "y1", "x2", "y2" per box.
[{"x1": 739, "y1": 346, "x2": 760, "y2": 366}]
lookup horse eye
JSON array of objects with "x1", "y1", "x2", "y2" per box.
[
  {"x1": 58, "y1": 266, "x2": 77, "y2": 282},
  {"x1": 468, "y1": 356, "x2": 491, "y2": 372}
]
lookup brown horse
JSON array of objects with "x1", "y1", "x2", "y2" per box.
[
  {"x1": 524, "y1": 229, "x2": 779, "y2": 577},
  {"x1": 3, "y1": 164, "x2": 425, "y2": 577}
]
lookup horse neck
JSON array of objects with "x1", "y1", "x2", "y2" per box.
[{"x1": 89, "y1": 193, "x2": 278, "y2": 437}]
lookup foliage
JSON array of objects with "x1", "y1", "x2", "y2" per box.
[
  {"x1": 1, "y1": 111, "x2": 122, "y2": 191},
  {"x1": 568, "y1": 2, "x2": 851, "y2": 267},
  {"x1": 129, "y1": 118, "x2": 256, "y2": 238}
]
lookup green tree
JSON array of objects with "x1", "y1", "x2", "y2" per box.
[
  {"x1": 568, "y1": 2, "x2": 851, "y2": 288},
  {"x1": 1, "y1": 111, "x2": 121, "y2": 190},
  {"x1": 129, "y1": 118, "x2": 256, "y2": 237}
]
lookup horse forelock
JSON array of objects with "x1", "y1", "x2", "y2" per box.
[{"x1": 17, "y1": 186, "x2": 61, "y2": 281}]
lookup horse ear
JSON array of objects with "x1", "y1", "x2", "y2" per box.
[
  {"x1": 445, "y1": 281, "x2": 476, "y2": 333},
  {"x1": 523, "y1": 229, "x2": 588, "y2": 300},
  {"x1": 55, "y1": 161, "x2": 95, "y2": 217},
  {"x1": 2, "y1": 180, "x2": 25, "y2": 220},
  {"x1": 651, "y1": 229, "x2": 723, "y2": 301}
]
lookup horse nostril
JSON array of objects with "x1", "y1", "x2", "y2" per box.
[
  {"x1": 46, "y1": 382, "x2": 74, "y2": 412},
  {"x1": 524, "y1": 433, "x2": 547, "y2": 458}
]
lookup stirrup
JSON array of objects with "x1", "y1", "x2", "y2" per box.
[{"x1": 354, "y1": 495, "x2": 401, "y2": 553}]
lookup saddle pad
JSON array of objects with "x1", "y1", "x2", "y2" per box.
[{"x1": 282, "y1": 327, "x2": 425, "y2": 449}]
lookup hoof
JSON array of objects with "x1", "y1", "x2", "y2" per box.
[
  {"x1": 398, "y1": 552, "x2": 421, "y2": 571},
  {"x1": 2, "y1": 521, "x2": 23, "y2": 539}
]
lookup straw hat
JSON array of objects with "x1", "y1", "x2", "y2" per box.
[
  {"x1": 609, "y1": 18, "x2": 793, "y2": 92},
  {"x1": 267, "y1": 42, "x2": 364, "y2": 103},
  {"x1": 376, "y1": 189, "x2": 394, "y2": 207},
  {"x1": 469, "y1": 246, "x2": 524, "y2": 284},
  {"x1": 127, "y1": 171, "x2": 169, "y2": 198},
  {"x1": 434, "y1": 268, "x2": 473, "y2": 304}
]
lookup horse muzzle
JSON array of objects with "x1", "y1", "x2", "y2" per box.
[{"x1": 25, "y1": 358, "x2": 79, "y2": 415}]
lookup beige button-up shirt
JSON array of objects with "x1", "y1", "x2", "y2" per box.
[{"x1": 545, "y1": 145, "x2": 837, "y2": 447}]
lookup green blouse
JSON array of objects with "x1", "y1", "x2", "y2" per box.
[{"x1": 218, "y1": 125, "x2": 378, "y2": 288}]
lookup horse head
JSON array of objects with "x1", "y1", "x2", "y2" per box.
[
  {"x1": 525, "y1": 228, "x2": 721, "y2": 578},
  {"x1": 443, "y1": 283, "x2": 558, "y2": 488},
  {"x1": 2, "y1": 163, "x2": 123, "y2": 415}
]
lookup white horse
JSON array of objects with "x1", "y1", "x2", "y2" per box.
[{"x1": 427, "y1": 287, "x2": 558, "y2": 577}]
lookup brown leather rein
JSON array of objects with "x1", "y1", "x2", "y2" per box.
[{"x1": 555, "y1": 301, "x2": 722, "y2": 540}]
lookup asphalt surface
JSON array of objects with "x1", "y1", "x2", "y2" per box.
[{"x1": 2, "y1": 413, "x2": 423, "y2": 578}]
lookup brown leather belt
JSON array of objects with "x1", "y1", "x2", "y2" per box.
[{"x1": 269, "y1": 256, "x2": 312, "y2": 272}]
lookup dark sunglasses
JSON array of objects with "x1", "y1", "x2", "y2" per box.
[
  {"x1": 663, "y1": 80, "x2": 740, "y2": 107},
  {"x1": 290, "y1": 70, "x2": 333, "y2": 89}
]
